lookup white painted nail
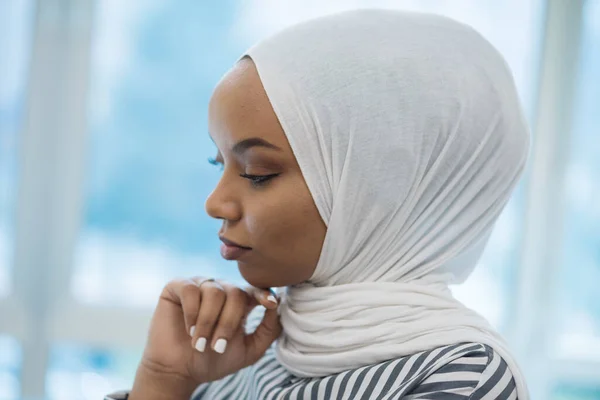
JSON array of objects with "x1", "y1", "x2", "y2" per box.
[
  {"x1": 195, "y1": 337, "x2": 206, "y2": 352},
  {"x1": 267, "y1": 295, "x2": 278, "y2": 304},
  {"x1": 190, "y1": 326, "x2": 196, "y2": 337},
  {"x1": 213, "y1": 338, "x2": 227, "y2": 354}
]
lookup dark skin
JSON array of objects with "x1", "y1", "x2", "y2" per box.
[
  {"x1": 206, "y1": 57, "x2": 327, "y2": 289},
  {"x1": 130, "y1": 58, "x2": 327, "y2": 399}
]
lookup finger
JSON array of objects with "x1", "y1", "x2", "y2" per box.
[
  {"x1": 161, "y1": 278, "x2": 201, "y2": 337},
  {"x1": 244, "y1": 306, "x2": 282, "y2": 365},
  {"x1": 210, "y1": 287, "x2": 248, "y2": 354},
  {"x1": 192, "y1": 281, "x2": 226, "y2": 352},
  {"x1": 181, "y1": 282, "x2": 202, "y2": 337},
  {"x1": 244, "y1": 286, "x2": 279, "y2": 310}
]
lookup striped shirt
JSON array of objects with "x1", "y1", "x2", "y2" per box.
[
  {"x1": 105, "y1": 311, "x2": 518, "y2": 400},
  {"x1": 190, "y1": 310, "x2": 517, "y2": 400}
]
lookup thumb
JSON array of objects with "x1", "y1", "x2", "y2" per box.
[{"x1": 243, "y1": 307, "x2": 282, "y2": 365}]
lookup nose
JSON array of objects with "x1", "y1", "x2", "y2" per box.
[{"x1": 205, "y1": 177, "x2": 242, "y2": 222}]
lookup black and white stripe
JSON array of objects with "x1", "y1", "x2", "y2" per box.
[
  {"x1": 105, "y1": 336, "x2": 516, "y2": 400},
  {"x1": 193, "y1": 341, "x2": 517, "y2": 400},
  {"x1": 106, "y1": 307, "x2": 517, "y2": 400}
]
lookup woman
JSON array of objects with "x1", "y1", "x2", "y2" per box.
[{"x1": 107, "y1": 9, "x2": 530, "y2": 400}]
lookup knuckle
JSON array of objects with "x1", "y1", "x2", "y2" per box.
[
  {"x1": 203, "y1": 285, "x2": 226, "y2": 300},
  {"x1": 196, "y1": 316, "x2": 215, "y2": 329},
  {"x1": 181, "y1": 282, "x2": 199, "y2": 298},
  {"x1": 228, "y1": 287, "x2": 247, "y2": 302},
  {"x1": 217, "y1": 319, "x2": 237, "y2": 337}
]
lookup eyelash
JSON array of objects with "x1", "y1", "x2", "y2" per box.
[
  {"x1": 208, "y1": 157, "x2": 224, "y2": 171},
  {"x1": 239, "y1": 173, "x2": 279, "y2": 187},
  {"x1": 208, "y1": 157, "x2": 278, "y2": 187}
]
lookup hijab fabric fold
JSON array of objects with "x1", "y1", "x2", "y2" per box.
[{"x1": 240, "y1": 9, "x2": 530, "y2": 399}]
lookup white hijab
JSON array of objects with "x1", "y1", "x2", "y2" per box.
[{"x1": 240, "y1": 9, "x2": 530, "y2": 398}]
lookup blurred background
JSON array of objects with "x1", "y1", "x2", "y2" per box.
[{"x1": 0, "y1": 0, "x2": 598, "y2": 398}]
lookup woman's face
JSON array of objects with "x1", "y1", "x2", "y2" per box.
[{"x1": 206, "y1": 58, "x2": 326, "y2": 289}]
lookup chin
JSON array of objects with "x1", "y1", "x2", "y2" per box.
[
  {"x1": 237, "y1": 261, "x2": 288, "y2": 289},
  {"x1": 237, "y1": 262, "x2": 271, "y2": 289}
]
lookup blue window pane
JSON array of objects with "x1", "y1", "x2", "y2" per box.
[
  {"x1": 556, "y1": 0, "x2": 600, "y2": 361},
  {"x1": 0, "y1": 335, "x2": 21, "y2": 400},
  {"x1": 73, "y1": 0, "x2": 540, "y2": 309},
  {"x1": 0, "y1": 0, "x2": 35, "y2": 297},
  {"x1": 72, "y1": 1, "x2": 250, "y2": 307},
  {"x1": 552, "y1": 382, "x2": 600, "y2": 400},
  {"x1": 47, "y1": 343, "x2": 141, "y2": 400}
]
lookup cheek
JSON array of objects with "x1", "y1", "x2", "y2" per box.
[
  {"x1": 246, "y1": 180, "x2": 325, "y2": 267},
  {"x1": 247, "y1": 191, "x2": 310, "y2": 247}
]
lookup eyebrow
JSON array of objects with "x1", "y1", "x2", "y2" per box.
[
  {"x1": 231, "y1": 137, "x2": 282, "y2": 155},
  {"x1": 208, "y1": 134, "x2": 282, "y2": 163}
]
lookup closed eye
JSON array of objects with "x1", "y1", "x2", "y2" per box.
[{"x1": 240, "y1": 173, "x2": 279, "y2": 187}]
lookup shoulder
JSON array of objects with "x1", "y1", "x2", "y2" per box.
[{"x1": 399, "y1": 343, "x2": 518, "y2": 400}]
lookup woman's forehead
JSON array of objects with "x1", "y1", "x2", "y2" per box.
[{"x1": 208, "y1": 60, "x2": 290, "y2": 151}]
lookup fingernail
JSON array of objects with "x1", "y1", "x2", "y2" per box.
[
  {"x1": 190, "y1": 326, "x2": 196, "y2": 337},
  {"x1": 195, "y1": 337, "x2": 206, "y2": 352},
  {"x1": 213, "y1": 338, "x2": 227, "y2": 354},
  {"x1": 267, "y1": 295, "x2": 278, "y2": 304}
]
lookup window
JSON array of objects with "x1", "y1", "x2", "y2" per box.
[
  {"x1": 552, "y1": 382, "x2": 600, "y2": 400},
  {"x1": 47, "y1": 343, "x2": 141, "y2": 400},
  {"x1": 0, "y1": 1, "x2": 34, "y2": 397},
  {"x1": 0, "y1": 0, "x2": 34, "y2": 298},
  {"x1": 556, "y1": 0, "x2": 600, "y2": 364},
  {"x1": 71, "y1": 0, "x2": 247, "y2": 308},
  {"x1": 0, "y1": 336, "x2": 21, "y2": 400},
  {"x1": 6, "y1": 1, "x2": 598, "y2": 398},
  {"x1": 61, "y1": 0, "x2": 542, "y2": 392}
]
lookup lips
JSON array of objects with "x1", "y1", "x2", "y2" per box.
[
  {"x1": 220, "y1": 243, "x2": 250, "y2": 260},
  {"x1": 219, "y1": 236, "x2": 251, "y2": 261}
]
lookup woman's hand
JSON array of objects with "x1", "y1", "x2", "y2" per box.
[{"x1": 130, "y1": 278, "x2": 282, "y2": 399}]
